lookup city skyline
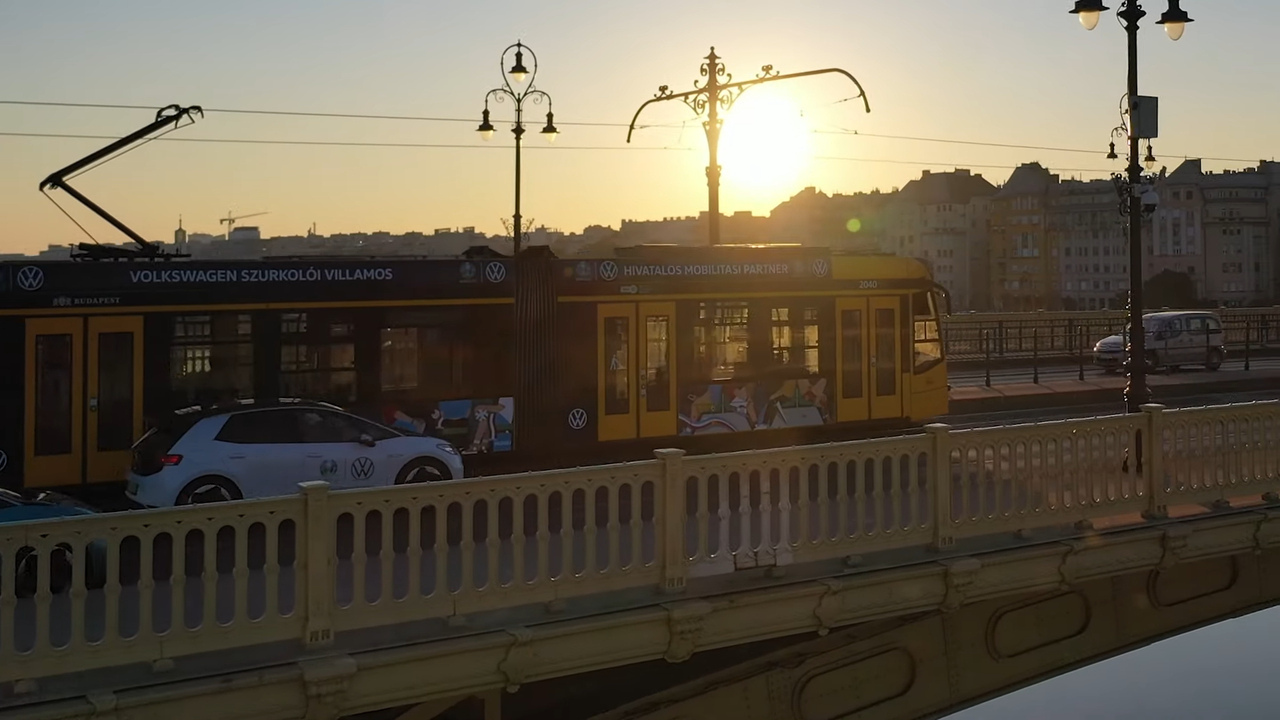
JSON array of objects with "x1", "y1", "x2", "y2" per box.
[{"x1": 3, "y1": 1, "x2": 1278, "y2": 254}]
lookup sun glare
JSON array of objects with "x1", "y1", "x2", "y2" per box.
[{"x1": 717, "y1": 90, "x2": 812, "y2": 203}]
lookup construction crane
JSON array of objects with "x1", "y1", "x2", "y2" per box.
[{"x1": 220, "y1": 211, "x2": 269, "y2": 240}]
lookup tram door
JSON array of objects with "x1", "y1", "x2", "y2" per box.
[
  {"x1": 25, "y1": 316, "x2": 144, "y2": 488},
  {"x1": 836, "y1": 298, "x2": 870, "y2": 423},
  {"x1": 597, "y1": 302, "x2": 677, "y2": 442},
  {"x1": 837, "y1": 297, "x2": 902, "y2": 423},
  {"x1": 869, "y1": 297, "x2": 903, "y2": 419}
]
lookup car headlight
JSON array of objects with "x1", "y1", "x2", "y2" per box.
[{"x1": 435, "y1": 442, "x2": 460, "y2": 457}]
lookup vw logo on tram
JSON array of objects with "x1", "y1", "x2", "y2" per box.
[
  {"x1": 485, "y1": 262, "x2": 507, "y2": 283},
  {"x1": 811, "y1": 259, "x2": 830, "y2": 278},
  {"x1": 16, "y1": 266, "x2": 44, "y2": 292},
  {"x1": 567, "y1": 408, "x2": 589, "y2": 430},
  {"x1": 598, "y1": 261, "x2": 619, "y2": 282}
]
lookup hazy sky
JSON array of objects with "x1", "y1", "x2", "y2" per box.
[{"x1": 2, "y1": 1, "x2": 1277, "y2": 254}]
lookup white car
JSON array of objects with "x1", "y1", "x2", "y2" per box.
[{"x1": 126, "y1": 399, "x2": 464, "y2": 507}]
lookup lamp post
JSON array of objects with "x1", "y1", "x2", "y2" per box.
[
  {"x1": 627, "y1": 47, "x2": 870, "y2": 246},
  {"x1": 477, "y1": 41, "x2": 559, "y2": 256},
  {"x1": 1069, "y1": 0, "x2": 1193, "y2": 414}
]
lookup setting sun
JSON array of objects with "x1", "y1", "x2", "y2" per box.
[{"x1": 717, "y1": 89, "x2": 813, "y2": 205}]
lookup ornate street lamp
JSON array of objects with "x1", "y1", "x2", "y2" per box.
[
  {"x1": 477, "y1": 41, "x2": 558, "y2": 256},
  {"x1": 626, "y1": 48, "x2": 870, "y2": 245},
  {"x1": 1069, "y1": 0, "x2": 1194, "y2": 414}
]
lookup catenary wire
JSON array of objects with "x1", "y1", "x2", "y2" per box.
[
  {"x1": 0, "y1": 99, "x2": 1264, "y2": 165},
  {"x1": 2, "y1": 131, "x2": 1117, "y2": 173}
]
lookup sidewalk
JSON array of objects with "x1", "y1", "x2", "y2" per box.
[{"x1": 949, "y1": 367, "x2": 1280, "y2": 413}]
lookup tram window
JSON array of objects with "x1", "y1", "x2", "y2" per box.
[
  {"x1": 604, "y1": 317, "x2": 630, "y2": 415},
  {"x1": 381, "y1": 306, "x2": 513, "y2": 401},
  {"x1": 169, "y1": 313, "x2": 253, "y2": 408},
  {"x1": 912, "y1": 291, "x2": 943, "y2": 373},
  {"x1": 771, "y1": 306, "x2": 820, "y2": 373},
  {"x1": 840, "y1": 310, "x2": 863, "y2": 399},
  {"x1": 644, "y1": 314, "x2": 670, "y2": 412},
  {"x1": 380, "y1": 327, "x2": 419, "y2": 391},
  {"x1": 34, "y1": 334, "x2": 74, "y2": 456},
  {"x1": 768, "y1": 302, "x2": 819, "y2": 368},
  {"x1": 694, "y1": 302, "x2": 750, "y2": 381},
  {"x1": 280, "y1": 312, "x2": 356, "y2": 404},
  {"x1": 772, "y1": 308, "x2": 792, "y2": 365}
]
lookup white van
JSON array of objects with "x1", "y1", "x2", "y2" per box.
[{"x1": 1093, "y1": 310, "x2": 1226, "y2": 372}]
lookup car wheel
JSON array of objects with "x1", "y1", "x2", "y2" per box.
[
  {"x1": 12, "y1": 543, "x2": 74, "y2": 598},
  {"x1": 395, "y1": 457, "x2": 452, "y2": 485},
  {"x1": 1145, "y1": 351, "x2": 1159, "y2": 372},
  {"x1": 1206, "y1": 348, "x2": 1224, "y2": 371},
  {"x1": 176, "y1": 476, "x2": 243, "y2": 505}
]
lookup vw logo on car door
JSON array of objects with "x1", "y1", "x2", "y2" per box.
[{"x1": 351, "y1": 456, "x2": 375, "y2": 480}]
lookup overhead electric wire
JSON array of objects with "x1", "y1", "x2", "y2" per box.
[
  {"x1": 814, "y1": 155, "x2": 1113, "y2": 174},
  {"x1": 0, "y1": 99, "x2": 667, "y2": 129},
  {"x1": 0, "y1": 99, "x2": 1264, "y2": 165},
  {"x1": 811, "y1": 128, "x2": 1260, "y2": 166},
  {"x1": 0, "y1": 131, "x2": 694, "y2": 151},
  {"x1": 2, "y1": 130, "x2": 1118, "y2": 174}
]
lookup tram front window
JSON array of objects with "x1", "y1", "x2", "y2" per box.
[{"x1": 912, "y1": 291, "x2": 943, "y2": 373}]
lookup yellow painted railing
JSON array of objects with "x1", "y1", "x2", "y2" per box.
[{"x1": 2, "y1": 401, "x2": 1279, "y2": 685}]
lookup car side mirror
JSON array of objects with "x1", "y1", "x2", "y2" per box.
[
  {"x1": 358, "y1": 433, "x2": 376, "y2": 448},
  {"x1": 1153, "y1": 331, "x2": 1166, "y2": 341}
]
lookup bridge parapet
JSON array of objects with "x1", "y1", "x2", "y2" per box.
[{"x1": 2, "y1": 401, "x2": 1279, "y2": 695}]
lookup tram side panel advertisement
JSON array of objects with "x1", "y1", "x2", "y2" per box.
[
  {"x1": 374, "y1": 397, "x2": 514, "y2": 454},
  {"x1": 678, "y1": 374, "x2": 832, "y2": 436}
]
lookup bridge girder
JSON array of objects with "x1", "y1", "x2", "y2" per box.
[{"x1": 588, "y1": 548, "x2": 1280, "y2": 720}]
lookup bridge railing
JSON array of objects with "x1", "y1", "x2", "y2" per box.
[
  {"x1": 942, "y1": 308, "x2": 1280, "y2": 363},
  {"x1": 3, "y1": 401, "x2": 1280, "y2": 686}
]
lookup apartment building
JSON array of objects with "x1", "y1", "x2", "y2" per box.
[
  {"x1": 989, "y1": 163, "x2": 1059, "y2": 311},
  {"x1": 1158, "y1": 160, "x2": 1275, "y2": 306},
  {"x1": 882, "y1": 169, "x2": 996, "y2": 311},
  {"x1": 769, "y1": 186, "x2": 892, "y2": 252},
  {"x1": 1051, "y1": 179, "x2": 1129, "y2": 310}
]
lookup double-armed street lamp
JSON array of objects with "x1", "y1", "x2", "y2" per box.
[
  {"x1": 1068, "y1": 0, "x2": 1194, "y2": 414},
  {"x1": 477, "y1": 41, "x2": 559, "y2": 256},
  {"x1": 626, "y1": 48, "x2": 870, "y2": 246}
]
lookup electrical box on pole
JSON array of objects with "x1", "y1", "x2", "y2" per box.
[{"x1": 1132, "y1": 95, "x2": 1159, "y2": 139}]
